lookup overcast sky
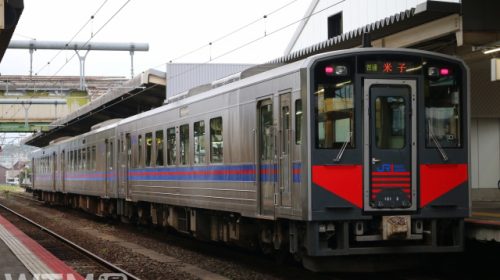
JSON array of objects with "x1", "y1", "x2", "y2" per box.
[{"x1": 0, "y1": 0, "x2": 311, "y2": 78}]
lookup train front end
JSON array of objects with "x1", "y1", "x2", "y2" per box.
[{"x1": 305, "y1": 49, "x2": 469, "y2": 260}]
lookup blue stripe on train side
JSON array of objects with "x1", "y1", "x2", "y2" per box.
[
  {"x1": 129, "y1": 164, "x2": 256, "y2": 182},
  {"x1": 293, "y1": 162, "x2": 301, "y2": 183},
  {"x1": 34, "y1": 163, "x2": 302, "y2": 183}
]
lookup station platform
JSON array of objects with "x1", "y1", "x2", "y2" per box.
[
  {"x1": 0, "y1": 213, "x2": 83, "y2": 279},
  {"x1": 466, "y1": 201, "x2": 500, "y2": 242}
]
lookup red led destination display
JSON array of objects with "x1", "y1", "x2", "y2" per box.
[{"x1": 364, "y1": 61, "x2": 420, "y2": 74}]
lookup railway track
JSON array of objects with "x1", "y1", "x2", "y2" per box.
[
  {"x1": 0, "y1": 201, "x2": 139, "y2": 280},
  {"x1": 5, "y1": 191, "x2": 41, "y2": 203},
  {"x1": 4, "y1": 191, "x2": 482, "y2": 280}
]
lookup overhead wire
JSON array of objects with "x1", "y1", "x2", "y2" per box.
[
  {"x1": 165, "y1": 0, "x2": 346, "y2": 83},
  {"x1": 212, "y1": 0, "x2": 347, "y2": 62},
  {"x1": 5, "y1": 0, "x2": 126, "y2": 133},
  {"x1": 36, "y1": 0, "x2": 132, "y2": 90},
  {"x1": 8, "y1": 0, "x2": 294, "y2": 144},
  {"x1": 20, "y1": 0, "x2": 342, "y2": 143},
  {"x1": 32, "y1": 0, "x2": 336, "y2": 114},
  {"x1": 64, "y1": 0, "x2": 342, "y2": 110},
  {"x1": 49, "y1": 0, "x2": 132, "y2": 77},
  {"x1": 13, "y1": 33, "x2": 36, "y2": 40},
  {"x1": 155, "y1": 0, "x2": 301, "y2": 67},
  {"x1": 35, "y1": 0, "x2": 110, "y2": 75},
  {"x1": 4, "y1": 1, "x2": 131, "y2": 146}
]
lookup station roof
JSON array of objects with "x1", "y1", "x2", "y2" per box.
[
  {"x1": 273, "y1": 1, "x2": 463, "y2": 64},
  {"x1": 24, "y1": 69, "x2": 166, "y2": 147},
  {"x1": 0, "y1": 0, "x2": 23, "y2": 61}
]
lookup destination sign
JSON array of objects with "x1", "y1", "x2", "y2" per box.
[{"x1": 364, "y1": 61, "x2": 420, "y2": 74}]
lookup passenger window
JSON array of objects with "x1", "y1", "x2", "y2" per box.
[
  {"x1": 138, "y1": 135, "x2": 143, "y2": 167},
  {"x1": 145, "y1": 132, "x2": 153, "y2": 167},
  {"x1": 69, "y1": 151, "x2": 73, "y2": 171},
  {"x1": 210, "y1": 117, "x2": 223, "y2": 163},
  {"x1": 259, "y1": 102, "x2": 273, "y2": 161},
  {"x1": 77, "y1": 149, "x2": 82, "y2": 170},
  {"x1": 295, "y1": 99, "x2": 302, "y2": 145},
  {"x1": 156, "y1": 130, "x2": 164, "y2": 166},
  {"x1": 92, "y1": 146, "x2": 96, "y2": 170},
  {"x1": 194, "y1": 121, "x2": 205, "y2": 164},
  {"x1": 167, "y1": 127, "x2": 177, "y2": 166},
  {"x1": 87, "y1": 147, "x2": 91, "y2": 170},
  {"x1": 180, "y1": 124, "x2": 189, "y2": 165},
  {"x1": 126, "y1": 134, "x2": 131, "y2": 168},
  {"x1": 375, "y1": 96, "x2": 406, "y2": 149},
  {"x1": 108, "y1": 140, "x2": 114, "y2": 170},
  {"x1": 82, "y1": 148, "x2": 87, "y2": 170}
]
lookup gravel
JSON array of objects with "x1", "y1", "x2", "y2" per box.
[{"x1": 0, "y1": 192, "x2": 318, "y2": 280}]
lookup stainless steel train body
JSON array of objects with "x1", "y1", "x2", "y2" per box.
[{"x1": 31, "y1": 48, "x2": 470, "y2": 270}]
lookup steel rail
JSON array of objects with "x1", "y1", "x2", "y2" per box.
[
  {"x1": 0, "y1": 201, "x2": 140, "y2": 280},
  {"x1": 6, "y1": 192, "x2": 40, "y2": 203}
]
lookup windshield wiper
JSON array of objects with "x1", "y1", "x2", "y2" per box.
[
  {"x1": 334, "y1": 131, "x2": 352, "y2": 162},
  {"x1": 427, "y1": 120, "x2": 448, "y2": 162}
]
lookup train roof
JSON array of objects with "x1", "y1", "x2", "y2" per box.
[
  {"x1": 34, "y1": 48, "x2": 466, "y2": 151},
  {"x1": 116, "y1": 57, "x2": 313, "y2": 127},
  {"x1": 114, "y1": 47, "x2": 465, "y2": 129}
]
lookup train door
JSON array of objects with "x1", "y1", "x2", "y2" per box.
[
  {"x1": 279, "y1": 93, "x2": 292, "y2": 207},
  {"x1": 363, "y1": 79, "x2": 417, "y2": 211},
  {"x1": 257, "y1": 99, "x2": 276, "y2": 216}
]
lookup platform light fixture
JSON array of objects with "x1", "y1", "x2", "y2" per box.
[
  {"x1": 492, "y1": 58, "x2": 500, "y2": 81},
  {"x1": 483, "y1": 47, "x2": 500, "y2": 54}
]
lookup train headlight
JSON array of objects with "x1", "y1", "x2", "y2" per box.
[
  {"x1": 319, "y1": 223, "x2": 336, "y2": 233},
  {"x1": 428, "y1": 67, "x2": 439, "y2": 77},
  {"x1": 319, "y1": 224, "x2": 327, "y2": 233},
  {"x1": 335, "y1": 65, "x2": 348, "y2": 75}
]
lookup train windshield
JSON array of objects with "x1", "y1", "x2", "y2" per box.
[
  {"x1": 424, "y1": 62, "x2": 462, "y2": 148},
  {"x1": 313, "y1": 59, "x2": 355, "y2": 149}
]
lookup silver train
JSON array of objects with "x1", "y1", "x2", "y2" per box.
[{"x1": 32, "y1": 48, "x2": 470, "y2": 271}]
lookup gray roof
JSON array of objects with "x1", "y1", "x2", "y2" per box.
[{"x1": 270, "y1": 1, "x2": 461, "y2": 64}]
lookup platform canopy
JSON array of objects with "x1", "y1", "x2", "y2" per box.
[
  {"x1": 0, "y1": 0, "x2": 23, "y2": 61},
  {"x1": 23, "y1": 69, "x2": 166, "y2": 147}
]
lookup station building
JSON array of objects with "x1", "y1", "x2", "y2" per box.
[{"x1": 280, "y1": 0, "x2": 500, "y2": 200}]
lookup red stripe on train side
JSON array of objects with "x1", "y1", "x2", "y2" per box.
[
  {"x1": 372, "y1": 183, "x2": 410, "y2": 188},
  {"x1": 372, "y1": 177, "x2": 411, "y2": 182},
  {"x1": 371, "y1": 172, "x2": 411, "y2": 176},
  {"x1": 420, "y1": 163, "x2": 468, "y2": 208},
  {"x1": 312, "y1": 165, "x2": 363, "y2": 208}
]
